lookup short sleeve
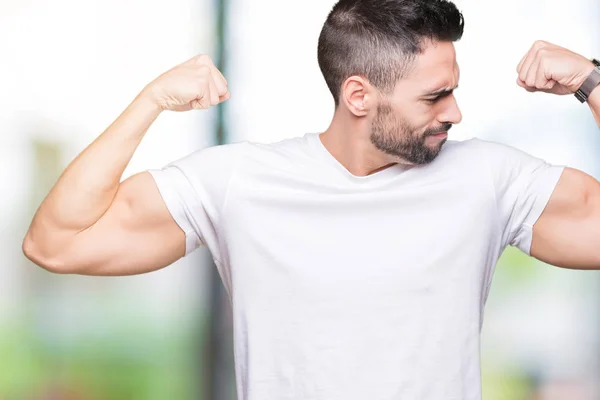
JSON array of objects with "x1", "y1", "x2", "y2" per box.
[
  {"x1": 482, "y1": 139, "x2": 566, "y2": 255},
  {"x1": 147, "y1": 143, "x2": 245, "y2": 260}
]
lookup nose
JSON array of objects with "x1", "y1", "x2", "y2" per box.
[{"x1": 439, "y1": 95, "x2": 462, "y2": 125}]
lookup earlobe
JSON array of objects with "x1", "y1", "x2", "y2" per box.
[
  {"x1": 350, "y1": 97, "x2": 368, "y2": 116},
  {"x1": 345, "y1": 95, "x2": 367, "y2": 117}
]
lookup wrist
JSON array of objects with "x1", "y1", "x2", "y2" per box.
[
  {"x1": 574, "y1": 59, "x2": 600, "y2": 102},
  {"x1": 138, "y1": 84, "x2": 166, "y2": 113},
  {"x1": 586, "y1": 74, "x2": 600, "y2": 128},
  {"x1": 588, "y1": 81, "x2": 600, "y2": 108}
]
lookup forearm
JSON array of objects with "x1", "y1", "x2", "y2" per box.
[
  {"x1": 588, "y1": 86, "x2": 600, "y2": 127},
  {"x1": 25, "y1": 90, "x2": 161, "y2": 252}
]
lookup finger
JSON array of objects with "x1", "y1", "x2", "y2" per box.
[
  {"x1": 190, "y1": 54, "x2": 215, "y2": 67},
  {"x1": 190, "y1": 98, "x2": 203, "y2": 110},
  {"x1": 516, "y1": 77, "x2": 536, "y2": 92},
  {"x1": 192, "y1": 78, "x2": 212, "y2": 109},
  {"x1": 210, "y1": 66, "x2": 229, "y2": 98},
  {"x1": 538, "y1": 84, "x2": 557, "y2": 94},
  {"x1": 524, "y1": 56, "x2": 541, "y2": 88},
  {"x1": 519, "y1": 48, "x2": 538, "y2": 85},
  {"x1": 191, "y1": 96, "x2": 210, "y2": 110},
  {"x1": 219, "y1": 90, "x2": 231, "y2": 102},
  {"x1": 517, "y1": 50, "x2": 529, "y2": 72},
  {"x1": 207, "y1": 74, "x2": 220, "y2": 106},
  {"x1": 213, "y1": 65, "x2": 228, "y2": 87},
  {"x1": 534, "y1": 59, "x2": 554, "y2": 90},
  {"x1": 517, "y1": 44, "x2": 534, "y2": 75}
]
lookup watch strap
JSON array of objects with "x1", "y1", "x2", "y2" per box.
[{"x1": 575, "y1": 59, "x2": 600, "y2": 103}]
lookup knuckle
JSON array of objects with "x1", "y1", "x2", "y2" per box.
[
  {"x1": 196, "y1": 54, "x2": 212, "y2": 64},
  {"x1": 197, "y1": 65, "x2": 212, "y2": 76}
]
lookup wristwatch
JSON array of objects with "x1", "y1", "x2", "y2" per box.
[{"x1": 575, "y1": 58, "x2": 600, "y2": 103}]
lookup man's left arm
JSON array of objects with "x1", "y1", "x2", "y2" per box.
[{"x1": 516, "y1": 41, "x2": 600, "y2": 269}]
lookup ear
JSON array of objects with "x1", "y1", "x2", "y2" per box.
[{"x1": 340, "y1": 75, "x2": 375, "y2": 117}]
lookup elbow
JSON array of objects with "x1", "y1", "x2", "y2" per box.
[{"x1": 22, "y1": 232, "x2": 74, "y2": 274}]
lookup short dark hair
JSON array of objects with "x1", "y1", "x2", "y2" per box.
[{"x1": 317, "y1": 0, "x2": 464, "y2": 106}]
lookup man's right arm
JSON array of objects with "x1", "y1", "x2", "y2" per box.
[
  {"x1": 25, "y1": 171, "x2": 188, "y2": 276},
  {"x1": 22, "y1": 54, "x2": 230, "y2": 275}
]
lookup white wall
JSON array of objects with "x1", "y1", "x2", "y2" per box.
[{"x1": 0, "y1": 0, "x2": 218, "y2": 329}]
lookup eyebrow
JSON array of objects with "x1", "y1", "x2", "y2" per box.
[{"x1": 422, "y1": 86, "x2": 458, "y2": 98}]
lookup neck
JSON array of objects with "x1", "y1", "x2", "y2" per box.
[{"x1": 320, "y1": 109, "x2": 409, "y2": 177}]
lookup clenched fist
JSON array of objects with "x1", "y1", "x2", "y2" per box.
[
  {"x1": 143, "y1": 54, "x2": 230, "y2": 112},
  {"x1": 516, "y1": 40, "x2": 595, "y2": 96}
]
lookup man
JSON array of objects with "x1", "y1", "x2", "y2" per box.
[{"x1": 22, "y1": 0, "x2": 600, "y2": 398}]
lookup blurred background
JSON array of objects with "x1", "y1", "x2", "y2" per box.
[{"x1": 1, "y1": 0, "x2": 599, "y2": 398}]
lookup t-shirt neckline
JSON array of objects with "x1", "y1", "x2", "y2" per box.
[{"x1": 305, "y1": 132, "x2": 412, "y2": 184}]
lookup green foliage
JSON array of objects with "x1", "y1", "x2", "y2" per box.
[{"x1": 0, "y1": 323, "x2": 202, "y2": 400}]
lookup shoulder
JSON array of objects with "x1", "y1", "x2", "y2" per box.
[
  {"x1": 193, "y1": 134, "x2": 308, "y2": 160},
  {"x1": 170, "y1": 141, "x2": 249, "y2": 174},
  {"x1": 442, "y1": 137, "x2": 510, "y2": 153},
  {"x1": 235, "y1": 134, "x2": 315, "y2": 171},
  {"x1": 441, "y1": 137, "x2": 540, "y2": 166},
  {"x1": 170, "y1": 134, "x2": 312, "y2": 182},
  {"x1": 185, "y1": 141, "x2": 249, "y2": 161},
  {"x1": 431, "y1": 138, "x2": 551, "y2": 192},
  {"x1": 245, "y1": 134, "x2": 310, "y2": 157}
]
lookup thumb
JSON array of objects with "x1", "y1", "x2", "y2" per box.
[
  {"x1": 191, "y1": 94, "x2": 211, "y2": 110},
  {"x1": 219, "y1": 90, "x2": 231, "y2": 102}
]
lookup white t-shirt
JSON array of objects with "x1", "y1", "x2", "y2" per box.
[{"x1": 148, "y1": 132, "x2": 565, "y2": 400}]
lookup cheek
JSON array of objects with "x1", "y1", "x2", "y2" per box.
[
  {"x1": 419, "y1": 102, "x2": 439, "y2": 116},
  {"x1": 388, "y1": 100, "x2": 433, "y2": 132},
  {"x1": 406, "y1": 106, "x2": 434, "y2": 131}
]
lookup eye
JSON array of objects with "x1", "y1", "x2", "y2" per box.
[
  {"x1": 424, "y1": 91, "x2": 453, "y2": 105},
  {"x1": 424, "y1": 97, "x2": 440, "y2": 104}
]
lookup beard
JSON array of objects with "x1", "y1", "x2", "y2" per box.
[{"x1": 370, "y1": 102, "x2": 451, "y2": 165}]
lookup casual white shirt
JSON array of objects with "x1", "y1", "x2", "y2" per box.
[{"x1": 148, "y1": 132, "x2": 565, "y2": 400}]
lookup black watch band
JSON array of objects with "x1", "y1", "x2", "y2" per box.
[{"x1": 575, "y1": 58, "x2": 600, "y2": 103}]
